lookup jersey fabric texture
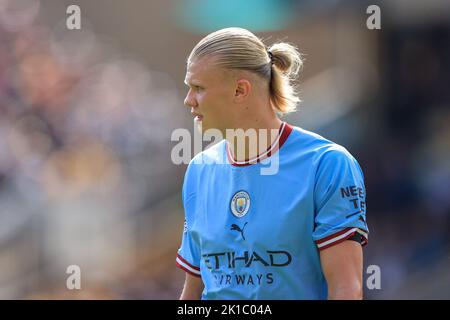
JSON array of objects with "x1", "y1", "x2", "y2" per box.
[{"x1": 176, "y1": 122, "x2": 369, "y2": 300}]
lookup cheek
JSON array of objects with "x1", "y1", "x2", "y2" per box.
[
  {"x1": 195, "y1": 91, "x2": 206, "y2": 105},
  {"x1": 199, "y1": 89, "x2": 231, "y2": 116},
  {"x1": 209, "y1": 89, "x2": 232, "y2": 108},
  {"x1": 197, "y1": 92, "x2": 213, "y2": 110}
]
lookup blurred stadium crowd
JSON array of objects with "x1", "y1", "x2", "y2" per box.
[
  {"x1": 0, "y1": 0, "x2": 449, "y2": 299},
  {"x1": 0, "y1": 0, "x2": 187, "y2": 298}
]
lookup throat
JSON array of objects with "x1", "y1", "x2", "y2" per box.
[{"x1": 227, "y1": 121, "x2": 284, "y2": 163}]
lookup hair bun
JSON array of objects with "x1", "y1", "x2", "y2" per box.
[{"x1": 267, "y1": 42, "x2": 303, "y2": 78}]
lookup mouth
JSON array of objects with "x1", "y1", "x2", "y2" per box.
[{"x1": 191, "y1": 112, "x2": 203, "y2": 122}]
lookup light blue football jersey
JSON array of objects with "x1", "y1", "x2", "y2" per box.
[{"x1": 176, "y1": 122, "x2": 369, "y2": 300}]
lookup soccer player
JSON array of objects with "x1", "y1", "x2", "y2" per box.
[{"x1": 176, "y1": 28, "x2": 369, "y2": 300}]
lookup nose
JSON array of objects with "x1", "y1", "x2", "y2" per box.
[{"x1": 184, "y1": 89, "x2": 197, "y2": 108}]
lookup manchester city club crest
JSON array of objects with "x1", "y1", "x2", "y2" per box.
[{"x1": 230, "y1": 191, "x2": 251, "y2": 218}]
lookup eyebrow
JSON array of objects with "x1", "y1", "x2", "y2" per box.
[{"x1": 184, "y1": 79, "x2": 201, "y2": 87}]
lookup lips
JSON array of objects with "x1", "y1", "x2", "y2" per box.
[{"x1": 191, "y1": 112, "x2": 203, "y2": 121}]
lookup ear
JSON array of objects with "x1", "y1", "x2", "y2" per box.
[{"x1": 234, "y1": 79, "x2": 251, "y2": 102}]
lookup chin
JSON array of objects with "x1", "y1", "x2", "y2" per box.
[
  {"x1": 198, "y1": 122, "x2": 219, "y2": 137},
  {"x1": 194, "y1": 118, "x2": 205, "y2": 133},
  {"x1": 195, "y1": 119, "x2": 222, "y2": 136}
]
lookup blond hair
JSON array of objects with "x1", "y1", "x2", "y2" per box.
[{"x1": 187, "y1": 27, "x2": 303, "y2": 115}]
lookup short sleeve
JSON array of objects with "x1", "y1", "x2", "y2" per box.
[
  {"x1": 312, "y1": 147, "x2": 369, "y2": 251},
  {"x1": 176, "y1": 164, "x2": 201, "y2": 277}
]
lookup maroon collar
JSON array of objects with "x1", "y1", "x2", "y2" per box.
[{"x1": 226, "y1": 122, "x2": 293, "y2": 167}]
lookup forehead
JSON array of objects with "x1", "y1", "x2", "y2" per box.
[{"x1": 185, "y1": 57, "x2": 231, "y2": 84}]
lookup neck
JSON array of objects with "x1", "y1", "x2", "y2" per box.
[{"x1": 226, "y1": 111, "x2": 283, "y2": 162}]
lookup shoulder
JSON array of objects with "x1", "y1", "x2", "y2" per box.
[
  {"x1": 287, "y1": 125, "x2": 356, "y2": 161},
  {"x1": 285, "y1": 125, "x2": 362, "y2": 178},
  {"x1": 191, "y1": 139, "x2": 226, "y2": 165},
  {"x1": 182, "y1": 140, "x2": 227, "y2": 204},
  {"x1": 185, "y1": 139, "x2": 227, "y2": 176}
]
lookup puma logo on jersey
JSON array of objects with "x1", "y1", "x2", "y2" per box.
[{"x1": 231, "y1": 222, "x2": 248, "y2": 240}]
